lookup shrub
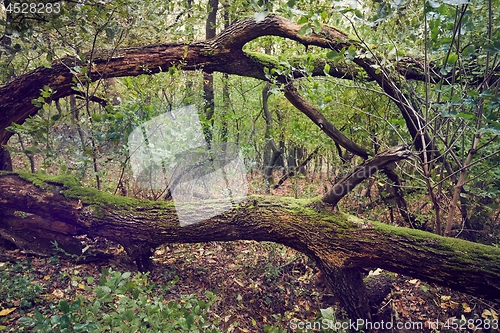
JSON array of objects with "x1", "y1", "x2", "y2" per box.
[
  {"x1": 18, "y1": 267, "x2": 220, "y2": 332},
  {"x1": 0, "y1": 261, "x2": 44, "y2": 310}
]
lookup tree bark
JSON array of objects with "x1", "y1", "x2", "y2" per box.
[
  {"x1": 322, "y1": 146, "x2": 411, "y2": 206},
  {"x1": 1, "y1": 172, "x2": 500, "y2": 318},
  {"x1": 202, "y1": 0, "x2": 219, "y2": 146},
  {"x1": 262, "y1": 82, "x2": 282, "y2": 193},
  {"x1": 284, "y1": 84, "x2": 370, "y2": 160}
]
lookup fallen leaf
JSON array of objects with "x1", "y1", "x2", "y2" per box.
[
  {"x1": 233, "y1": 279, "x2": 245, "y2": 287},
  {"x1": 0, "y1": 308, "x2": 16, "y2": 316},
  {"x1": 52, "y1": 289, "x2": 64, "y2": 298},
  {"x1": 482, "y1": 309, "x2": 498, "y2": 319},
  {"x1": 462, "y1": 303, "x2": 471, "y2": 313}
]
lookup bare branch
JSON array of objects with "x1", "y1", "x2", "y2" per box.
[
  {"x1": 322, "y1": 145, "x2": 412, "y2": 206},
  {"x1": 284, "y1": 83, "x2": 370, "y2": 159}
]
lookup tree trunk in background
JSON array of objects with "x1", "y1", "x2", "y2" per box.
[
  {"x1": 202, "y1": 0, "x2": 219, "y2": 146},
  {"x1": 262, "y1": 83, "x2": 282, "y2": 193},
  {"x1": 0, "y1": 149, "x2": 12, "y2": 171},
  {"x1": 296, "y1": 147, "x2": 307, "y2": 176},
  {"x1": 0, "y1": 1, "x2": 14, "y2": 172},
  {"x1": 220, "y1": 7, "x2": 230, "y2": 144},
  {"x1": 0, "y1": 0, "x2": 14, "y2": 82}
]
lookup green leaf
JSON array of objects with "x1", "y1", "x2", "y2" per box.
[
  {"x1": 59, "y1": 299, "x2": 70, "y2": 314},
  {"x1": 74, "y1": 323, "x2": 94, "y2": 331},
  {"x1": 480, "y1": 122, "x2": 500, "y2": 135},
  {"x1": 326, "y1": 50, "x2": 340, "y2": 60},
  {"x1": 320, "y1": 307, "x2": 335, "y2": 320},
  {"x1": 59, "y1": 314, "x2": 72, "y2": 329},
  {"x1": 45, "y1": 53, "x2": 53, "y2": 66},
  {"x1": 467, "y1": 90, "x2": 479, "y2": 97},
  {"x1": 297, "y1": 16, "x2": 308, "y2": 25},
  {"x1": 389, "y1": 118, "x2": 406, "y2": 126},
  {"x1": 480, "y1": 89, "x2": 494, "y2": 97},
  {"x1": 105, "y1": 27, "x2": 115, "y2": 41},
  {"x1": 50, "y1": 315, "x2": 61, "y2": 325},
  {"x1": 456, "y1": 112, "x2": 474, "y2": 119},
  {"x1": 18, "y1": 317, "x2": 37, "y2": 327},
  {"x1": 185, "y1": 313, "x2": 194, "y2": 328},
  {"x1": 123, "y1": 309, "x2": 135, "y2": 321},
  {"x1": 484, "y1": 41, "x2": 500, "y2": 54},
  {"x1": 462, "y1": 45, "x2": 476, "y2": 57},
  {"x1": 298, "y1": 23, "x2": 312, "y2": 37},
  {"x1": 99, "y1": 275, "x2": 107, "y2": 286},
  {"x1": 133, "y1": 287, "x2": 140, "y2": 299},
  {"x1": 439, "y1": 67, "x2": 449, "y2": 75},
  {"x1": 447, "y1": 53, "x2": 458, "y2": 64},
  {"x1": 313, "y1": 19, "x2": 322, "y2": 32},
  {"x1": 34, "y1": 311, "x2": 44, "y2": 322},
  {"x1": 323, "y1": 63, "x2": 331, "y2": 75},
  {"x1": 345, "y1": 45, "x2": 357, "y2": 61},
  {"x1": 70, "y1": 300, "x2": 81, "y2": 312},
  {"x1": 427, "y1": 0, "x2": 442, "y2": 9}
]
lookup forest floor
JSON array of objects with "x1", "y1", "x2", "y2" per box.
[
  {"x1": 1, "y1": 171, "x2": 499, "y2": 332},
  {"x1": 1, "y1": 240, "x2": 499, "y2": 332}
]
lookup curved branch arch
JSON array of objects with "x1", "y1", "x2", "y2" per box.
[
  {"x1": 0, "y1": 15, "x2": 433, "y2": 149},
  {"x1": 1, "y1": 172, "x2": 500, "y2": 318}
]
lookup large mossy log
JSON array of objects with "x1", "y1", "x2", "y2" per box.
[{"x1": 1, "y1": 172, "x2": 500, "y2": 321}]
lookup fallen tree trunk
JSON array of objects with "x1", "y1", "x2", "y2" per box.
[{"x1": 1, "y1": 172, "x2": 500, "y2": 322}]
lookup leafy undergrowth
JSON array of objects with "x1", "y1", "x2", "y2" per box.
[{"x1": 1, "y1": 241, "x2": 499, "y2": 333}]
